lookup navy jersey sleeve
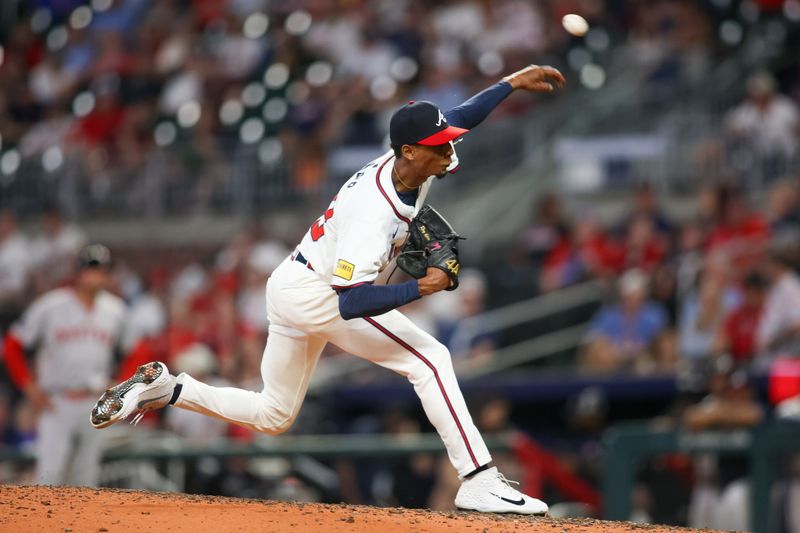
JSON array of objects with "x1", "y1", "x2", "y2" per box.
[
  {"x1": 444, "y1": 81, "x2": 514, "y2": 129},
  {"x1": 338, "y1": 280, "x2": 421, "y2": 320}
]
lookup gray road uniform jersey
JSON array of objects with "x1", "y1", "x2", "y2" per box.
[{"x1": 11, "y1": 287, "x2": 127, "y2": 486}]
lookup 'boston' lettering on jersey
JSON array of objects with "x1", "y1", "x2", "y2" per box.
[{"x1": 54, "y1": 327, "x2": 113, "y2": 344}]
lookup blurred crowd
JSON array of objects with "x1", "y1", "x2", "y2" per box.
[
  {"x1": 2, "y1": 0, "x2": 797, "y2": 215},
  {"x1": 0, "y1": 0, "x2": 567, "y2": 215},
  {"x1": 514, "y1": 175, "x2": 800, "y2": 379}
]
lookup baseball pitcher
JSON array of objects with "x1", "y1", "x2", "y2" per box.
[{"x1": 90, "y1": 66, "x2": 565, "y2": 513}]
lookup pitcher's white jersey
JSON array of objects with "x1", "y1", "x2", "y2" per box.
[
  {"x1": 11, "y1": 288, "x2": 127, "y2": 391},
  {"x1": 296, "y1": 151, "x2": 435, "y2": 290}
]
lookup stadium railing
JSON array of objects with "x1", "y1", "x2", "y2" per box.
[{"x1": 603, "y1": 420, "x2": 800, "y2": 533}]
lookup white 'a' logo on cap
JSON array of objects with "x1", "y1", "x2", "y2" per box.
[{"x1": 436, "y1": 109, "x2": 446, "y2": 126}]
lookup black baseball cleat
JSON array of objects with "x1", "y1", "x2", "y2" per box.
[
  {"x1": 455, "y1": 467, "x2": 548, "y2": 515},
  {"x1": 90, "y1": 361, "x2": 175, "y2": 429}
]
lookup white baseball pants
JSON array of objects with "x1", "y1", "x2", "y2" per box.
[
  {"x1": 175, "y1": 258, "x2": 491, "y2": 477},
  {"x1": 37, "y1": 396, "x2": 105, "y2": 486}
]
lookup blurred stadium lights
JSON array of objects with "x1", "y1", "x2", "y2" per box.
[
  {"x1": 262, "y1": 97, "x2": 288, "y2": 123},
  {"x1": 46, "y1": 25, "x2": 68, "y2": 51},
  {"x1": 153, "y1": 122, "x2": 177, "y2": 147},
  {"x1": 390, "y1": 57, "x2": 418, "y2": 82},
  {"x1": 568, "y1": 47, "x2": 592, "y2": 71},
  {"x1": 285, "y1": 10, "x2": 312, "y2": 36},
  {"x1": 580, "y1": 63, "x2": 606, "y2": 90},
  {"x1": 766, "y1": 20, "x2": 787, "y2": 44},
  {"x1": 306, "y1": 61, "x2": 333, "y2": 87},
  {"x1": 585, "y1": 28, "x2": 610, "y2": 52},
  {"x1": 239, "y1": 117, "x2": 266, "y2": 144},
  {"x1": 258, "y1": 138, "x2": 283, "y2": 166},
  {"x1": 286, "y1": 81, "x2": 310, "y2": 105},
  {"x1": 72, "y1": 91, "x2": 96, "y2": 118},
  {"x1": 69, "y1": 6, "x2": 93, "y2": 31},
  {"x1": 264, "y1": 63, "x2": 290, "y2": 89},
  {"x1": 91, "y1": 0, "x2": 113, "y2": 13},
  {"x1": 477, "y1": 51, "x2": 504, "y2": 77},
  {"x1": 30, "y1": 8, "x2": 51, "y2": 34},
  {"x1": 739, "y1": 0, "x2": 760, "y2": 23},
  {"x1": 719, "y1": 20, "x2": 744, "y2": 46},
  {"x1": 243, "y1": 13, "x2": 269, "y2": 40},
  {"x1": 42, "y1": 146, "x2": 64, "y2": 173},
  {"x1": 1, "y1": 149, "x2": 21, "y2": 176},
  {"x1": 242, "y1": 82, "x2": 267, "y2": 107},
  {"x1": 177, "y1": 101, "x2": 202, "y2": 128},
  {"x1": 370, "y1": 75, "x2": 397, "y2": 101},
  {"x1": 219, "y1": 99, "x2": 244, "y2": 125},
  {"x1": 786, "y1": 0, "x2": 800, "y2": 21}
]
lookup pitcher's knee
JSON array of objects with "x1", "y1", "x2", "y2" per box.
[
  {"x1": 408, "y1": 343, "x2": 454, "y2": 381},
  {"x1": 257, "y1": 416, "x2": 295, "y2": 435},
  {"x1": 251, "y1": 398, "x2": 297, "y2": 435}
]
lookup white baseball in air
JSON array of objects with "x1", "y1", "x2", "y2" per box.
[{"x1": 562, "y1": 14, "x2": 589, "y2": 36}]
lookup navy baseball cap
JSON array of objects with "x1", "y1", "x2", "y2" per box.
[
  {"x1": 390, "y1": 101, "x2": 468, "y2": 147},
  {"x1": 78, "y1": 244, "x2": 112, "y2": 270}
]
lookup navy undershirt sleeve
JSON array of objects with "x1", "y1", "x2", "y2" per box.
[
  {"x1": 444, "y1": 81, "x2": 513, "y2": 129},
  {"x1": 338, "y1": 280, "x2": 421, "y2": 320}
]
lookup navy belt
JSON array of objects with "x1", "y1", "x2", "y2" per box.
[{"x1": 293, "y1": 251, "x2": 314, "y2": 271}]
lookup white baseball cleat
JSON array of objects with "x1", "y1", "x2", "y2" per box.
[
  {"x1": 90, "y1": 361, "x2": 175, "y2": 429},
  {"x1": 455, "y1": 467, "x2": 548, "y2": 515}
]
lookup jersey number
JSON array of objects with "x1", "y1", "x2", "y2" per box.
[{"x1": 310, "y1": 196, "x2": 337, "y2": 241}]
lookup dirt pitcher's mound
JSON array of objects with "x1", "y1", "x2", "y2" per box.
[{"x1": 0, "y1": 485, "x2": 714, "y2": 533}]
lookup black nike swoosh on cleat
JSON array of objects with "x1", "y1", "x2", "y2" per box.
[
  {"x1": 489, "y1": 492, "x2": 526, "y2": 506},
  {"x1": 137, "y1": 393, "x2": 170, "y2": 409}
]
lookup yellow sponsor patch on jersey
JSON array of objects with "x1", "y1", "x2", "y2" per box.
[{"x1": 335, "y1": 259, "x2": 355, "y2": 281}]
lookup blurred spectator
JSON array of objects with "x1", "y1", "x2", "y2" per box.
[
  {"x1": 619, "y1": 214, "x2": 667, "y2": 273},
  {"x1": 518, "y1": 192, "x2": 568, "y2": 264},
  {"x1": 17, "y1": 105, "x2": 74, "y2": 157},
  {"x1": 121, "y1": 266, "x2": 169, "y2": 351},
  {"x1": 678, "y1": 258, "x2": 740, "y2": 361},
  {"x1": 383, "y1": 411, "x2": 438, "y2": 509},
  {"x1": 210, "y1": 14, "x2": 264, "y2": 80},
  {"x1": 62, "y1": 26, "x2": 97, "y2": 77},
  {"x1": 674, "y1": 220, "x2": 706, "y2": 300},
  {"x1": 765, "y1": 178, "x2": 800, "y2": 234},
  {"x1": 476, "y1": 0, "x2": 548, "y2": 56},
  {"x1": 581, "y1": 269, "x2": 669, "y2": 374},
  {"x1": 714, "y1": 272, "x2": 767, "y2": 364},
  {"x1": 410, "y1": 67, "x2": 469, "y2": 114},
  {"x1": 706, "y1": 185, "x2": 769, "y2": 274},
  {"x1": 684, "y1": 357, "x2": 763, "y2": 531},
  {"x1": 70, "y1": 74, "x2": 126, "y2": 148},
  {"x1": 340, "y1": 27, "x2": 397, "y2": 81},
  {"x1": 540, "y1": 211, "x2": 620, "y2": 292},
  {"x1": 756, "y1": 247, "x2": 800, "y2": 359},
  {"x1": 726, "y1": 71, "x2": 800, "y2": 175},
  {"x1": 615, "y1": 181, "x2": 673, "y2": 237},
  {"x1": 28, "y1": 52, "x2": 76, "y2": 106},
  {"x1": 0, "y1": 210, "x2": 32, "y2": 321},
  {"x1": 29, "y1": 207, "x2": 88, "y2": 292},
  {"x1": 650, "y1": 264, "x2": 679, "y2": 325},
  {"x1": 434, "y1": 269, "x2": 497, "y2": 370}
]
